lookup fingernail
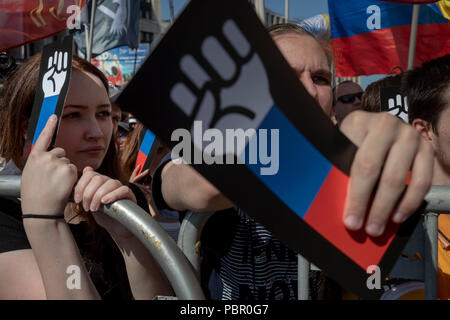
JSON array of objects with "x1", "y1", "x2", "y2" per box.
[
  {"x1": 101, "y1": 196, "x2": 110, "y2": 204},
  {"x1": 366, "y1": 223, "x2": 384, "y2": 237},
  {"x1": 90, "y1": 202, "x2": 97, "y2": 212},
  {"x1": 344, "y1": 215, "x2": 362, "y2": 230},
  {"x1": 393, "y1": 212, "x2": 407, "y2": 224},
  {"x1": 74, "y1": 193, "x2": 80, "y2": 203}
]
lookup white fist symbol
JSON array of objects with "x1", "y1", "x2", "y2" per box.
[
  {"x1": 170, "y1": 20, "x2": 274, "y2": 157},
  {"x1": 42, "y1": 51, "x2": 68, "y2": 98},
  {"x1": 387, "y1": 94, "x2": 408, "y2": 123}
]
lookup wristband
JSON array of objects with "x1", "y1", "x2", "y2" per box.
[{"x1": 22, "y1": 214, "x2": 65, "y2": 219}]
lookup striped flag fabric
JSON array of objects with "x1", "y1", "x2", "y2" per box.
[
  {"x1": 297, "y1": 13, "x2": 331, "y2": 40},
  {"x1": 329, "y1": 0, "x2": 450, "y2": 76},
  {"x1": 134, "y1": 128, "x2": 159, "y2": 175},
  {"x1": 0, "y1": 0, "x2": 86, "y2": 52},
  {"x1": 428, "y1": 0, "x2": 450, "y2": 19},
  {"x1": 73, "y1": 0, "x2": 140, "y2": 58}
]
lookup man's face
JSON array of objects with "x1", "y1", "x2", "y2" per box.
[
  {"x1": 333, "y1": 82, "x2": 363, "y2": 123},
  {"x1": 272, "y1": 34, "x2": 333, "y2": 116},
  {"x1": 431, "y1": 87, "x2": 450, "y2": 175}
]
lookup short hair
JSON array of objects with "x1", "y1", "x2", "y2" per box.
[
  {"x1": 361, "y1": 73, "x2": 404, "y2": 113},
  {"x1": 267, "y1": 23, "x2": 333, "y2": 69},
  {"x1": 403, "y1": 54, "x2": 450, "y2": 131}
]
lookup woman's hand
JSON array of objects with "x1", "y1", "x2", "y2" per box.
[
  {"x1": 129, "y1": 164, "x2": 150, "y2": 184},
  {"x1": 21, "y1": 115, "x2": 78, "y2": 215},
  {"x1": 74, "y1": 166, "x2": 137, "y2": 240}
]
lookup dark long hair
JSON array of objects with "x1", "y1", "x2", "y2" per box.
[{"x1": 0, "y1": 53, "x2": 132, "y2": 299}]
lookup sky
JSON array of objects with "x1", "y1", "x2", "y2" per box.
[{"x1": 160, "y1": 0, "x2": 385, "y2": 89}]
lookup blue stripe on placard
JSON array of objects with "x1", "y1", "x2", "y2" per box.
[
  {"x1": 245, "y1": 106, "x2": 332, "y2": 219},
  {"x1": 32, "y1": 95, "x2": 59, "y2": 146},
  {"x1": 140, "y1": 129, "x2": 157, "y2": 156}
]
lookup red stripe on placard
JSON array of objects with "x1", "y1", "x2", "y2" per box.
[
  {"x1": 303, "y1": 167, "x2": 399, "y2": 270},
  {"x1": 135, "y1": 150, "x2": 147, "y2": 175}
]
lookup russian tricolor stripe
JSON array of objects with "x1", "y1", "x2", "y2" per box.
[
  {"x1": 329, "y1": 0, "x2": 450, "y2": 76},
  {"x1": 135, "y1": 129, "x2": 158, "y2": 175}
]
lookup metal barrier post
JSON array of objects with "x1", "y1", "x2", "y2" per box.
[
  {"x1": 298, "y1": 254, "x2": 310, "y2": 300},
  {"x1": 104, "y1": 200, "x2": 205, "y2": 299},
  {"x1": 177, "y1": 211, "x2": 214, "y2": 275},
  {"x1": 0, "y1": 176, "x2": 21, "y2": 198},
  {"x1": 423, "y1": 212, "x2": 439, "y2": 300}
]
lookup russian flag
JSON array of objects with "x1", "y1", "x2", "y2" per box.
[
  {"x1": 135, "y1": 128, "x2": 159, "y2": 175},
  {"x1": 329, "y1": 0, "x2": 450, "y2": 76}
]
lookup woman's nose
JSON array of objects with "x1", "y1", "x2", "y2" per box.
[{"x1": 84, "y1": 119, "x2": 104, "y2": 140}]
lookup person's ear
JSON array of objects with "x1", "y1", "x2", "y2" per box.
[{"x1": 412, "y1": 118, "x2": 434, "y2": 142}]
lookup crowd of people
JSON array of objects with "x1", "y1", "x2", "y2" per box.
[{"x1": 0, "y1": 22, "x2": 448, "y2": 300}]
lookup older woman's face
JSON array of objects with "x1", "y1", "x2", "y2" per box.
[{"x1": 54, "y1": 69, "x2": 112, "y2": 172}]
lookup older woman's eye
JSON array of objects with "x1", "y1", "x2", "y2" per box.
[{"x1": 312, "y1": 76, "x2": 331, "y2": 86}]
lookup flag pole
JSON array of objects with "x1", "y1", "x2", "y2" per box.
[
  {"x1": 285, "y1": 0, "x2": 289, "y2": 23},
  {"x1": 255, "y1": 0, "x2": 266, "y2": 25},
  {"x1": 168, "y1": 0, "x2": 175, "y2": 24},
  {"x1": 133, "y1": 47, "x2": 138, "y2": 75},
  {"x1": 86, "y1": 0, "x2": 98, "y2": 62},
  {"x1": 407, "y1": 4, "x2": 420, "y2": 70},
  {"x1": 84, "y1": 23, "x2": 90, "y2": 58}
]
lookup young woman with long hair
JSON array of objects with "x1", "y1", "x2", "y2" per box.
[{"x1": 0, "y1": 54, "x2": 171, "y2": 299}]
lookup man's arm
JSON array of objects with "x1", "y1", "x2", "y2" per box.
[{"x1": 160, "y1": 160, "x2": 234, "y2": 212}]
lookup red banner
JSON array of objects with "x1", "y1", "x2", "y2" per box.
[{"x1": 0, "y1": 0, "x2": 86, "y2": 52}]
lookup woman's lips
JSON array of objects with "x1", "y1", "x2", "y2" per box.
[{"x1": 79, "y1": 147, "x2": 104, "y2": 155}]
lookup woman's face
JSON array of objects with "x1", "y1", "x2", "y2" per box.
[{"x1": 54, "y1": 69, "x2": 112, "y2": 172}]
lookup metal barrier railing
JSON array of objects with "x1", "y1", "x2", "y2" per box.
[
  {"x1": 0, "y1": 175, "x2": 205, "y2": 300},
  {"x1": 177, "y1": 211, "x2": 214, "y2": 276},
  {"x1": 295, "y1": 186, "x2": 450, "y2": 300},
  {"x1": 177, "y1": 185, "x2": 450, "y2": 300},
  {"x1": 2, "y1": 174, "x2": 449, "y2": 300}
]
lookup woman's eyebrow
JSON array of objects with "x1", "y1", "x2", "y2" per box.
[
  {"x1": 64, "y1": 104, "x2": 87, "y2": 109},
  {"x1": 97, "y1": 104, "x2": 112, "y2": 109},
  {"x1": 64, "y1": 104, "x2": 111, "y2": 109}
]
